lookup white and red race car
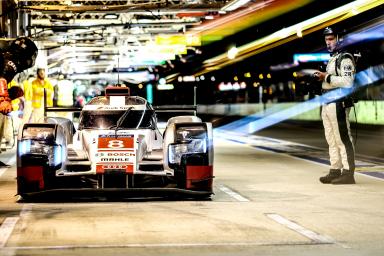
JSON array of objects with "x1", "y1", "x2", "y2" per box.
[{"x1": 17, "y1": 87, "x2": 213, "y2": 200}]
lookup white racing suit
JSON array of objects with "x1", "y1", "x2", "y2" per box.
[{"x1": 321, "y1": 52, "x2": 356, "y2": 172}]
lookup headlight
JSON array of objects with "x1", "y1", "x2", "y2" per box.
[
  {"x1": 168, "y1": 139, "x2": 206, "y2": 165},
  {"x1": 18, "y1": 140, "x2": 62, "y2": 167},
  {"x1": 175, "y1": 126, "x2": 207, "y2": 142},
  {"x1": 18, "y1": 140, "x2": 31, "y2": 156}
]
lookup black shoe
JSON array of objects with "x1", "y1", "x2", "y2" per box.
[
  {"x1": 319, "y1": 169, "x2": 341, "y2": 184},
  {"x1": 0, "y1": 161, "x2": 10, "y2": 168},
  {"x1": 332, "y1": 169, "x2": 355, "y2": 185}
]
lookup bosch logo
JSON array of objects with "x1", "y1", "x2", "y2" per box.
[{"x1": 107, "y1": 152, "x2": 135, "y2": 156}]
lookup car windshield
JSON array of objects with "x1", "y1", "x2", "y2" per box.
[{"x1": 79, "y1": 110, "x2": 155, "y2": 130}]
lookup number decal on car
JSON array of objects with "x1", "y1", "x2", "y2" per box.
[
  {"x1": 98, "y1": 134, "x2": 134, "y2": 150},
  {"x1": 96, "y1": 134, "x2": 137, "y2": 174},
  {"x1": 107, "y1": 140, "x2": 125, "y2": 148}
]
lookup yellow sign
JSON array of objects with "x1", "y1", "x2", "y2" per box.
[{"x1": 155, "y1": 35, "x2": 201, "y2": 46}]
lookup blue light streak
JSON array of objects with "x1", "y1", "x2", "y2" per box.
[
  {"x1": 341, "y1": 21, "x2": 384, "y2": 47},
  {"x1": 293, "y1": 53, "x2": 330, "y2": 63}
]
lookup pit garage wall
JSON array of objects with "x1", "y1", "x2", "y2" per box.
[{"x1": 197, "y1": 101, "x2": 384, "y2": 125}]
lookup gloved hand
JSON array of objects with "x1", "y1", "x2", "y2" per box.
[
  {"x1": 0, "y1": 97, "x2": 12, "y2": 114},
  {"x1": 313, "y1": 71, "x2": 326, "y2": 82}
]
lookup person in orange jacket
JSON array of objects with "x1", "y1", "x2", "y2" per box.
[
  {"x1": 0, "y1": 37, "x2": 38, "y2": 114},
  {"x1": 0, "y1": 37, "x2": 37, "y2": 167}
]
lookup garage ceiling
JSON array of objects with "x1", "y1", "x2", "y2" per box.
[
  {"x1": 13, "y1": 0, "x2": 230, "y2": 78},
  {"x1": 13, "y1": 0, "x2": 317, "y2": 80},
  {"x1": 5, "y1": 0, "x2": 381, "y2": 84}
]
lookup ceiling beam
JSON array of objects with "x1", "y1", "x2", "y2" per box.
[{"x1": 19, "y1": 3, "x2": 225, "y2": 13}]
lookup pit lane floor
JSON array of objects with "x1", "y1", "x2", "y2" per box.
[{"x1": 0, "y1": 123, "x2": 384, "y2": 256}]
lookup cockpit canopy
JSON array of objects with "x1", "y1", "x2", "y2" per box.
[
  {"x1": 79, "y1": 109, "x2": 155, "y2": 130},
  {"x1": 79, "y1": 96, "x2": 155, "y2": 130}
]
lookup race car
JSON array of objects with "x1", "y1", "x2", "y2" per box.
[{"x1": 17, "y1": 87, "x2": 213, "y2": 199}]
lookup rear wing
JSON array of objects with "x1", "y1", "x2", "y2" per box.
[
  {"x1": 153, "y1": 105, "x2": 197, "y2": 115},
  {"x1": 152, "y1": 105, "x2": 197, "y2": 123},
  {"x1": 45, "y1": 107, "x2": 82, "y2": 114},
  {"x1": 152, "y1": 85, "x2": 198, "y2": 117},
  {"x1": 43, "y1": 84, "x2": 198, "y2": 118}
]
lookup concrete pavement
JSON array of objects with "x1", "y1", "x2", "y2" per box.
[{"x1": 0, "y1": 133, "x2": 383, "y2": 255}]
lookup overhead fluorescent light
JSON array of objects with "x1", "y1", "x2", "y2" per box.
[
  {"x1": 157, "y1": 84, "x2": 174, "y2": 90},
  {"x1": 221, "y1": 0, "x2": 252, "y2": 12},
  {"x1": 104, "y1": 14, "x2": 119, "y2": 19},
  {"x1": 227, "y1": 46, "x2": 238, "y2": 59},
  {"x1": 69, "y1": 71, "x2": 155, "y2": 83}
]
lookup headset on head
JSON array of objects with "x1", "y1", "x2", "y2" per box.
[{"x1": 323, "y1": 27, "x2": 339, "y2": 42}]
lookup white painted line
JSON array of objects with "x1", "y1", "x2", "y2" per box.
[
  {"x1": 0, "y1": 205, "x2": 33, "y2": 249},
  {"x1": 0, "y1": 217, "x2": 19, "y2": 248},
  {"x1": 0, "y1": 157, "x2": 16, "y2": 178},
  {"x1": 266, "y1": 213, "x2": 335, "y2": 244},
  {"x1": 19, "y1": 204, "x2": 33, "y2": 232},
  {"x1": 2, "y1": 241, "x2": 321, "y2": 250},
  {"x1": 217, "y1": 184, "x2": 250, "y2": 202},
  {"x1": 0, "y1": 168, "x2": 6, "y2": 178},
  {"x1": 20, "y1": 204, "x2": 33, "y2": 217}
]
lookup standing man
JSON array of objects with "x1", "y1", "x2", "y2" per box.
[
  {"x1": 30, "y1": 68, "x2": 54, "y2": 122},
  {"x1": 314, "y1": 27, "x2": 356, "y2": 184}
]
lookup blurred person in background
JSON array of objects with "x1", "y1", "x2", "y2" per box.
[
  {"x1": 30, "y1": 68, "x2": 54, "y2": 123},
  {"x1": 55, "y1": 74, "x2": 75, "y2": 119},
  {"x1": 21, "y1": 74, "x2": 35, "y2": 124}
]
